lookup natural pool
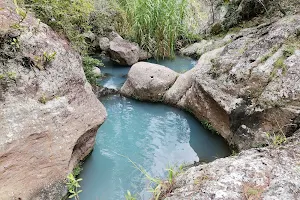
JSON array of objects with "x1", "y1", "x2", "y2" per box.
[{"x1": 78, "y1": 57, "x2": 231, "y2": 200}]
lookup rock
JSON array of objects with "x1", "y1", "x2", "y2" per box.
[
  {"x1": 93, "y1": 86, "x2": 119, "y2": 98},
  {"x1": 186, "y1": 0, "x2": 300, "y2": 35},
  {"x1": 108, "y1": 37, "x2": 140, "y2": 65},
  {"x1": 121, "y1": 62, "x2": 179, "y2": 101},
  {"x1": 83, "y1": 31, "x2": 96, "y2": 43},
  {"x1": 180, "y1": 33, "x2": 235, "y2": 58},
  {"x1": 108, "y1": 31, "x2": 123, "y2": 41},
  {"x1": 165, "y1": 130, "x2": 300, "y2": 200},
  {"x1": 122, "y1": 15, "x2": 300, "y2": 149},
  {"x1": 93, "y1": 67, "x2": 101, "y2": 76},
  {"x1": 99, "y1": 37, "x2": 110, "y2": 51},
  {"x1": 0, "y1": 3, "x2": 107, "y2": 200},
  {"x1": 138, "y1": 48, "x2": 152, "y2": 61}
]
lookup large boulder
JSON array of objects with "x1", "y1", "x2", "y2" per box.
[
  {"x1": 121, "y1": 15, "x2": 300, "y2": 150},
  {"x1": 0, "y1": 3, "x2": 106, "y2": 200},
  {"x1": 108, "y1": 37, "x2": 140, "y2": 65},
  {"x1": 121, "y1": 62, "x2": 178, "y2": 101},
  {"x1": 165, "y1": 130, "x2": 300, "y2": 200}
]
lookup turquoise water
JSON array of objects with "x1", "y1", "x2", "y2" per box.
[{"x1": 78, "y1": 57, "x2": 230, "y2": 200}]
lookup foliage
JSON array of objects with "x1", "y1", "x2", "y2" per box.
[
  {"x1": 43, "y1": 51, "x2": 56, "y2": 64},
  {"x1": 11, "y1": 38, "x2": 20, "y2": 49},
  {"x1": 82, "y1": 56, "x2": 103, "y2": 85},
  {"x1": 22, "y1": 0, "x2": 94, "y2": 53},
  {"x1": 115, "y1": 153, "x2": 184, "y2": 200},
  {"x1": 125, "y1": 190, "x2": 137, "y2": 200},
  {"x1": 66, "y1": 173, "x2": 83, "y2": 200},
  {"x1": 201, "y1": 120, "x2": 218, "y2": 134},
  {"x1": 34, "y1": 51, "x2": 56, "y2": 70},
  {"x1": 113, "y1": 0, "x2": 190, "y2": 58},
  {"x1": 73, "y1": 164, "x2": 83, "y2": 177},
  {"x1": 266, "y1": 132, "x2": 287, "y2": 147}
]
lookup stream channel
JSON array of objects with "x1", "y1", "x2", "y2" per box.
[{"x1": 78, "y1": 56, "x2": 231, "y2": 200}]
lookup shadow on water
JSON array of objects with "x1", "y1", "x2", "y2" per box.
[{"x1": 77, "y1": 56, "x2": 231, "y2": 200}]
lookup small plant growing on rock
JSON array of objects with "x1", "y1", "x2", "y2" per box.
[
  {"x1": 201, "y1": 120, "x2": 218, "y2": 134},
  {"x1": 66, "y1": 173, "x2": 82, "y2": 200},
  {"x1": 38, "y1": 94, "x2": 47, "y2": 104},
  {"x1": 43, "y1": 51, "x2": 56, "y2": 64},
  {"x1": 11, "y1": 38, "x2": 20, "y2": 50},
  {"x1": 266, "y1": 132, "x2": 287, "y2": 147}
]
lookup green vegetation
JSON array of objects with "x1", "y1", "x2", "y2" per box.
[
  {"x1": 260, "y1": 45, "x2": 280, "y2": 63},
  {"x1": 38, "y1": 94, "x2": 47, "y2": 104},
  {"x1": 113, "y1": 0, "x2": 191, "y2": 58},
  {"x1": 82, "y1": 56, "x2": 103, "y2": 85},
  {"x1": 11, "y1": 38, "x2": 20, "y2": 49},
  {"x1": 34, "y1": 51, "x2": 57, "y2": 70},
  {"x1": 116, "y1": 153, "x2": 184, "y2": 200},
  {"x1": 201, "y1": 120, "x2": 218, "y2": 134},
  {"x1": 125, "y1": 190, "x2": 137, "y2": 200},
  {"x1": 66, "y1": 173, "x2": 83, "y2": 200},
  {"x1": 20, "y1": 0, "x2": 94, "y2": 53},
  {"x1": 73, "y1": 163, "x2": 83, "y2": 177},
  {"x1": 266, "y1": 132, "x2": 287, "y2": 147}
]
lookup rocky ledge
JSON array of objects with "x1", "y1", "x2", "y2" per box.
[
  {"x1": 165, "y1": 130, "x2": 300, "y2": 200},
  {"x1": 0, "y1": 2, "x2": 106, "y2": 199},
  {"x1": 121, "y1": 15, "x2": 300, "y2": 150}
]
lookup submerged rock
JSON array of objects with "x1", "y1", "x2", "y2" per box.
[
  {"x1": 121, "y1": 15, "x2": 300, "y2": 150},
  {"x1": 0, "y1": 3, "x2": 106, "y2": 200}
]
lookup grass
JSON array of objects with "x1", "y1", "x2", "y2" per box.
[
  {"x1": 201, "y1": 120, "x2": 218, "y2": 134},
  {"x1": 113, "y1": 0, "x2": 190, "y2": 58},
  {"x1": 115, "y1": 153, "x2": 184, "y2": 200}
]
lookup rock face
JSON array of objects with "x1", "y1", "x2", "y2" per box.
[
  {"x1": 121, "y1": 15, "x2": 300, "y2": 150},
  {"x1": 0, "y1": 3, "x2": 106, "y2": 200},
  {"x1": 108, "y1": 37, "x2": 140, "y2": 65},
  {"x1": 186, "y1": 0, "x2": 300, "y2": 35},
  {"x1": 121, "y1": 62, "x2": 178, "y2": 101},
  {"x1": 165, "y1": 131, "x2": 300, "y2": 200}
]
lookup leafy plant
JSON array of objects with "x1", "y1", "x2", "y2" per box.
[
  {"x1": 266, "y1": 132, "x2": 287, "y2": 147},
  {"x1": 11, "y1": 38, "x2": 20, "y2": 49},
  {"x1": 201, "y1": 120, "x2": 218, "y2": 134},
  {"x1": 23, "y1": 0, "x2": 94, "y2": 54},
  {"x1": 66, "y1": 173, "x2": 83, "y2": 200},
  {"x1": 43, "y1": 51, "x2": 56, "y2": 64},
  {"x1": 82, "y1": 56, "x2": 103, "y2": 85}
]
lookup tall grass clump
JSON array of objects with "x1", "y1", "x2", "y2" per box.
[{"x1": 113, "y1": 0, "x2": 189, "y2": 58}]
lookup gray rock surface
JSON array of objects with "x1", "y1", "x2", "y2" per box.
[
  {"x1": 121, "y1": 62, "x2": 178, "y2": 101},
  {"x1": 99, "y1": 37, "x2": 110, "y2": 51},
  {"x1": 93, "y1": 67, "x2": 101, "y2": 76},
  {"x1": 165, "y1": 131, "x2": 300, "y2": 200},
  {"x1": 108, "y1": 37, "x2": 140, "y2": 65},
  {"x1": 121, "y1": 15, "x2": 300, "y2": 149},
  {"x1": 0, "y1": 3, "x2": 106, "y2": 200}
]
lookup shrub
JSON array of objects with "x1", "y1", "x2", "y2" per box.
[
  {"x1": 22, "y1": 0, "x2": 94, "y2": 53},
  {"x1": 82, "y1": 56, "x2": 103, "y2": 85},
  {"x1": 113, "y1": 0, "x2": 190, "y2": 58}
]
